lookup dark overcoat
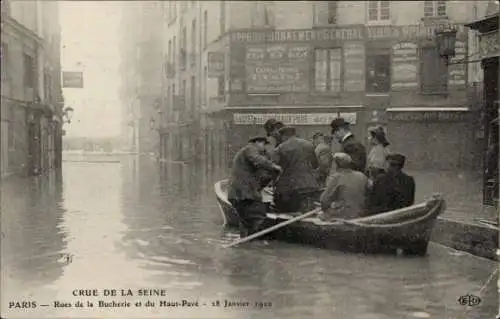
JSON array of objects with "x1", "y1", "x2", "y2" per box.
[
  {"x1": 273, "y1": 137, "x2": 320, "y2": 194},
  {"x1": 368, "y1": 171, "x2": 416, "y2": 214},
  {"x1": 228, "y1": 143, "x2": 278, "y2": 202},
  {"x1": 341, "y1": 134, "x2": 367, "y2": 173}
]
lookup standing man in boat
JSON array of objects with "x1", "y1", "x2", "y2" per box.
[
  {"x1": 272, "y1": 126, "x2": 321, "y2": 213},
  {"x1": 368, "y1": 153, "x2": 416, "y2": 214},
  {"x1": 259, "y1": 119, "x2": 285, "y2": 188},
  {"x1": 330, "y1": 118, "x2": 367, "y2": 173},
  {"x1": 228, "y1": 137, "x2": 283, "y2": 237},
  {"x1": 319, "y1": 152, "x2": 370, "y2": 220},
  {"x1": 312, "y1": 131, "x2": 334, "y2": 187}
]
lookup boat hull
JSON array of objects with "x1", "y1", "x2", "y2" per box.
[{"x1": 215, "y1": 180, "x2": 445, "y2": 255}]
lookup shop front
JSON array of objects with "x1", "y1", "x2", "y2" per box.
[{"x1": 226, "y1": 107, "x2": 364, "y2": 163}]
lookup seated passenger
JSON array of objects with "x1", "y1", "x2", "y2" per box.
[
  {"x1": 368, "y1": 153, "x2": 416, "y2": 214},
  {"x1": 273, "y1": 126, "x2": 321, "y2": 213},
  {"x1": 319, "y1": 153, "x2": 369, "y2": 220},
  {"x1": 312, "y1": 131, "x2": 334, "y2": 187}
]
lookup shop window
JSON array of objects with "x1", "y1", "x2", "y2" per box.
[
  {"x1": 314, "y1": 48, "x2": 342, "y2": 93},
  {"x1": 23, "y1": 53, "x2": 35, "y2": 88},
  {"x1": 420, "y1": 46, "x2": 448, "y2": 94},
  {"x1": 368, "y1": 1, "x2": 390, "y2": 22},
  {"x1": 424, "y1": 1, "x2": 447, "y2": 18},
  {"x1": 366, "y1": 53, "x2": 391, "y2": 93}
]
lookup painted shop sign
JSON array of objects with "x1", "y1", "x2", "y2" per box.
[
  {"x1": 343, "y1": 42, "x2": 365, "y2": 92},
  {"x1": 231, "y1": 27, "x2": 364, "y2": 43},
  {"x1": 207, "y1": 52, "x2": 225, "y2": 78},
  {"x1": 449, "y1": 40, "x2": 466, "y2": 86},
  {"x1": 388, "y1": 111, "x2": 471, "y2": 122},
  {"x1": 391, "y1": 42, "x2": 418, "y2": 89},
  {"x1": 479, "y1": 31, "x2": 500, "y2": 59},
  {"x1": 62, "y1": 71, "x2": 84, "y2": 88},
  {"x1": 230, "y1": 24, "x2": 466, "y2": 43},
  {"x1": 245, "y1": 44, "x2": 310, "y2": 93},
  {"x1": 233, "y1": 112, "x2": 357, "y2": 125}
]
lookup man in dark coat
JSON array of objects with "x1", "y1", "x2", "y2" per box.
[
  {"x1": 368, "y1": 153, "x2": 416, "y2": 214},
  {"x1": 312, "y1": 131, "x2": 333, "y2": 186},
  {"x1": 228, "y1": 137, "x2": 283, "y2": 237},
  {"x1": 330, "y1": 118, "x2": 367, "y2": 173},
  {"x1": 272, "y1": 126, "x2": 321, "y2": 213},
  {"x1": 259, "y1": 119, "x2": 285, "y2": 188}
]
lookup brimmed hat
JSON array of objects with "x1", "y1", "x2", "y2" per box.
[
  {"x1": 312, "y1": 131, "x2": 324, "y2": 139},
  {"x1": 333, "y1": 152, "x2": 352, "y2": 168},
  {"x1": 248, "y1": 136, "x2": 269, "y2": 144},
  {"x1": 369, "y1": 126, "x2": 390, "y2": 146},
  {"x1": 264, "y1": 119, "x2": 278, "y2": 134},
  {"x1": 330, "y1": 118, "x2": 350, "y2": 133},
  {"x1": 386, "y1": 153, "x2": 406, "y2": 166}
]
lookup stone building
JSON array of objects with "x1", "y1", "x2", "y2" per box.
[
  {"x1": 125, "y1": 1, "x2": 492, "y2": 171},
  {"x1": 118, "y1": 2, "x2": 163, "y2": 156},
  {"x1": 1, "y1": 0, "x2": 64, "y2": 179}
]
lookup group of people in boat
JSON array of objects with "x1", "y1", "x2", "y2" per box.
[{"x1": 227, "y1": 117, "x2": 416, "y2": 237}]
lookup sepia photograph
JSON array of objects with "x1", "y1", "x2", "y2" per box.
[{"x1": 1, "y1": 0, "x2": 499, "y2": 318}]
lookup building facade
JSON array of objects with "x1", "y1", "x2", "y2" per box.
[
  {"x1": 155, "y1": 1, "x2": 493, "y2": 171},
  {"x1": 465, "y1": 0, "x2": 499, "y2": 206},
  {"x1": 1, "y1": 0, "x2": 64, "y2": 179}
]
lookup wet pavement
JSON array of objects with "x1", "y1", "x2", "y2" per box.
[{"x1": 1, "y1": 156, "x2": 498, "y2": 318}]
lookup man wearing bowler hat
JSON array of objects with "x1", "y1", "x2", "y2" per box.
[
  {"x1": 330, "y1": 117, "x2": 367, "y2": 173},
  {"x1": 228, "y1": 136, "x2": 283, "y2": 237},
  {"x1": 368, "y1": 153, "x2": 416, "y2": 214}
]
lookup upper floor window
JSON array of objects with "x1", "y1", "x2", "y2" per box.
[
  {"x1": 424, "y1": 1, "x2": 447, "y2": 18},
  {"x1": 203, "y1": 10, "x2": 208, "y2": 49},
  {"x1": 1, "y1": 42, "x2": 8, "y2": 82},
  {"x1": 366, "y1": 53, "x2": 391, "y2": 93},
  {"x1": 368, "y1": 1, "x2": 390, "y2": 22},
  {"x1": 23, "y1": 53, "x2": 35, "y2": 88},
  {"x1": 220, "y1": 2, "x2": 226, "y2": 35},
  {"x1": 251, "y1": 2, "x2": 274, "y2": 27},
  {"x1": 168, "y1": 40, "x2": 172, "y2": 62},
  {"x1": 314, "y1": 48, "x2": 342, "y2": 94},
  {"x1": 313, "y1": 2, "x2": 338, "y2": 25}
]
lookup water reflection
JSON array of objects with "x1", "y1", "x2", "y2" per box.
[
  {"x1": 0, "y1": 157, "x2": 497, "y2": 318},
  {"x1": 1, "y1": 171, "x2": 66, "y2": 287}
]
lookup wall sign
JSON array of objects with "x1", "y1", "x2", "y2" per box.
[
  {"x1": 245, "y1": 44, "x2": 310, "y2": 93},
  {"x1": 343, "y1": 42, "x2": 365, "y2": 92},
  {"x1": 231, "y1": 27, "x2": 364, "y2": 43},
  {"x1": 391, "y1": 42, "x2": 418, "y2": 89},
  {"x1": 479, "y1": 31, "x2": 500, "y2": 60},
  {"x1": 233, "y1": 112, "x2": 357, "y2": 125},
  {"x1": 207, "y1": 52, "x2": 225, "y2": 78},
  {"x1": 449, "y1": 40, "x2": 466, "y2": 86},
  {"x1": 388, "y1": 110, "x2": 471, "y2": 122}
]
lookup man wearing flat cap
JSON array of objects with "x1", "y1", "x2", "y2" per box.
[
  {"x1": 330, "y1": 118, "x2": 367, "y2": 173},
  {"x1": 272, "y1": 126, "x2": 321, "y2": 213},
  {"x1": 228, "y1": 136, "x2": 283, "y2": 237},
  {"x1": 368, "y1": 153, "x2": 416, "y2": 214}
]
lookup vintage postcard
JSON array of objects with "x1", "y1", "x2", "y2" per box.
[{"x1": 1, "y1": 1, "x2": 499, "y2": 318}]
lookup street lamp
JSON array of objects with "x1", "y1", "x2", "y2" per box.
[{"x1": 435, "y1": 26, "x2": 458, "y2": 65}]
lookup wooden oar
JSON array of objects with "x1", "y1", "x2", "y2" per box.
[{"x1": 223, "y1": 207, "x2": 322, "y2": 248}]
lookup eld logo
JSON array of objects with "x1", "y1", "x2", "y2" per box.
[{"x1": 457, "y1": 294, "x2": 482, "y2": 307}]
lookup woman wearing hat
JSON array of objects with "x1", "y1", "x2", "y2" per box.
[{"x1": 367, "y1": 126, "x2": 390, "y2": 180}]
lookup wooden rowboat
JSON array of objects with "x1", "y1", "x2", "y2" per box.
[{"x1": 215, "y1": 179, "x2": 446, "y2": 255}]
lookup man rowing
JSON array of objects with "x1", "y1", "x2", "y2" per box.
[
  {"x1": 272, "y1": 126, "x2": 321, "y2": 213},
  {"x1": 227, "y1": 137, "x2": 283, "y2": 238}
]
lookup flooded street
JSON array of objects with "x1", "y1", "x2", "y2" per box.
[{"x1": 1, "y1": 157, "x2": 498, "y2": 319}]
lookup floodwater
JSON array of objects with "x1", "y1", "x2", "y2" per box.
[{"x1": 1, "y1": 155, "x2": 498, "y2": 319}]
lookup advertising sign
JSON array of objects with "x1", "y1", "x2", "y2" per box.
[{"x1": 62, "y1": 71, "x2": 84, "y2": 88}]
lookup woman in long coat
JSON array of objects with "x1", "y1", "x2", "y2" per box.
[{"x1": 366, "y1": 126, "x2": 391, "y2": 180}]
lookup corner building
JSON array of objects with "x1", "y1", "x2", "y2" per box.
[{"x1": 162, "y1": 1, "x2": 491, "y2": 170}]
